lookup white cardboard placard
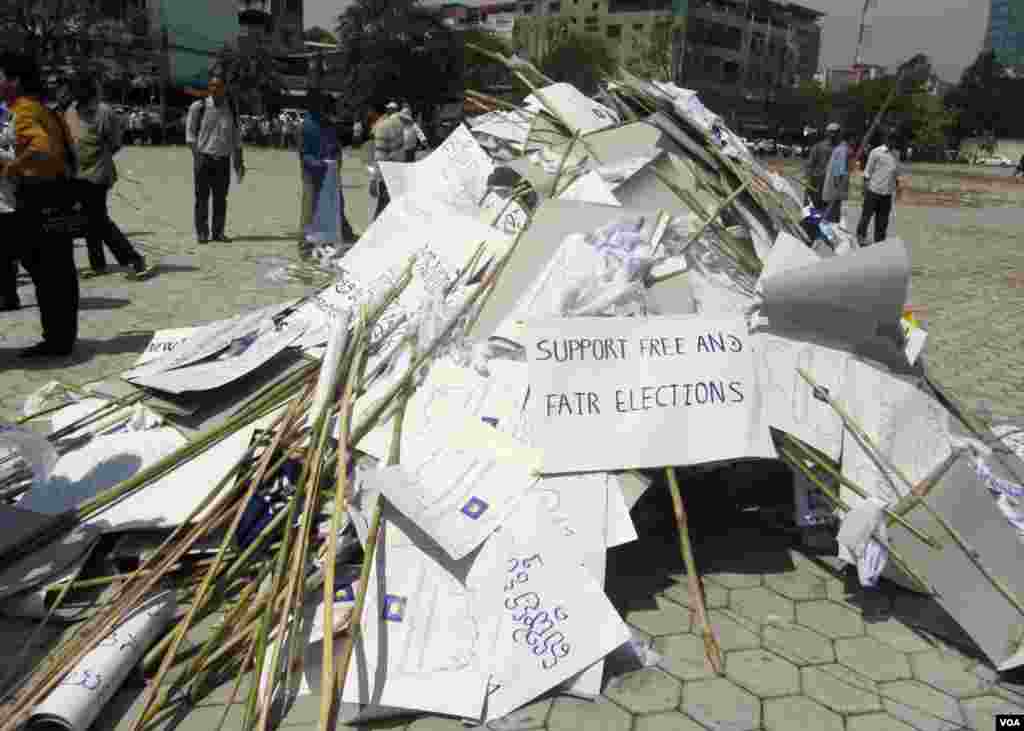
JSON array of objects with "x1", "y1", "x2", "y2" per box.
[{"x1": 524, "y1": 316, "x2": 773, "y2": 473}]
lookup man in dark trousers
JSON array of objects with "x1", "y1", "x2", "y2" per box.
[
  {"x1": 856, "y1": 129, "x2": 901, "y2": 246},
  {"x1": 805, "y1": 122, "x2": 839, "y2": 209},
  {"x1": 185, "y1": 73, "x2": 245, "y2": 244},
  {"x1": 0, "y1": 51, "x2": 79, "y2": 357},
  {"x1": 65, "y1": 76, "x2": 152, "y2": 279}
]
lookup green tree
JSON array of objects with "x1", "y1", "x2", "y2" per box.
[
  {"x1": 0, "y1": 0, "x2": 152, "y2": 94},
  {"x1": 944, "y1": 49, "x2": 1011, "y2": 138},
  {"x1": 626, "y1": 20, "x2": 681, "y2": 82},
  {"x1": 536, "y1": 32, "x2": 617, "y2": 96},
  {"x1": 213, "y1": 45, "x2": 286, "y2": 115},
  {"x1": 335, "y1": 0, "x2": 460, "y2": 119},
  {"x1": 463, "y1": 28, "x2": 531, "y2": 102},
  {"x1": 303, "y1": 26, "x2": 337, "y2": 45}
]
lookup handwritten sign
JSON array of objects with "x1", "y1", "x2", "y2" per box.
[
  {"x1": 470, "y1": 498, "x2": 631, "y2": 721},
  {"x1": 524, "y1": 316, "x2": 773, "y2": 474},
  {"x1": 30, "y1": 592, "x2": 176, "y2": 731}
]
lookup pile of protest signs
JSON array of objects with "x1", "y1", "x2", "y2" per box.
[{"x1": 1, "y1": 64, "x2": 1023, "y2": 731}]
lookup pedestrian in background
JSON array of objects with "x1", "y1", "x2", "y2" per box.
[
  {"x1": 856, "y1": 129, "x2": 901, "y2": 246},
  {"x1": 185, "y1": 73, "x2": 245, "y2": 244},
  {"x1": 0, "y1": 96, "x2": 20, "y2": 311},
  {"x1": 0, "y1": 51, "x2": 80, "y2": 358},
  {"x1": 822, "y1": 129, "x2": 852, "y2": 224},
  {"x1": 369, "y1": 101, "x2": 404, "y2": 221},
  {"x1": 65, "y1": 76, "x2": 152, "y2": 279},
  {"x1": 805, "y1": 122, "x2": 839, "y2": 209},
  {"x1": 399, "y1": 105, "x2": 426, "y2": 163}
]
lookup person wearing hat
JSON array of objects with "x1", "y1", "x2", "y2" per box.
[
  {"x1": 368, "y1": 100, "x2": 404, "y2": 221},
  {"x1": 822, "y1": 128, "x2": 854, "y2": 225},
  {"x1": 399, "y1": 105, "x2": 427, "y2": 163},
  {"x1": 805, "y1": 123, "x2": 839, "y2": 209}
]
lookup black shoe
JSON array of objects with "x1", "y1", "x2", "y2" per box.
[
  {"x1": 212, "y1": 235, "x2": 231, "y2": 243},
  {"x1": 19, "y1": 342, "x2": 74, "y2": 358},
  {"x1": 128, "y1": 257, "x2": 156, "y2": 280},
  {"x1": 1, "y1": 298, "x2": 20, "y2": 312}
]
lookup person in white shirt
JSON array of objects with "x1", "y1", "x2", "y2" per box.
[
  {"x1": 185, "y1": 74, "x2": 245, "y2": 244},
  {"x1": 856, "y1": 130, "x2": 901, "y2": 246}
]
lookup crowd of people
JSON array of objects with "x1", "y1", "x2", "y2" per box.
[{"x1": 804, "y1": 122, "x2": 902, "y2": 248}]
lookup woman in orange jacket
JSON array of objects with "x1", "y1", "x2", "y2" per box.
[{"x1": 0, "y1": 52, "x2": 80, "y2": 358}]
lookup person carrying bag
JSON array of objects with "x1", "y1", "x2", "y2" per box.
[{"x1": 1, "y1": 51, "x2": 83, "y2": 358}]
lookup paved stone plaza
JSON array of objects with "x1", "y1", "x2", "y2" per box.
[{"x1": 1, "y1": 147, "x2": 1023, "y2": 730}]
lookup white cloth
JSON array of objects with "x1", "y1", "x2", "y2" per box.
[{"x1": 836, "y1": 497, "x2": 889, "y2": 588}]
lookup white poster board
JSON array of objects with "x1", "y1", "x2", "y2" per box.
[{"x1": 524, "y1": 316, "x2": 773, "y2": 474}]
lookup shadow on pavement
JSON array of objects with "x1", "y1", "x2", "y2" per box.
[
  {"x1": 230, "y1": 234, "x2": 300, "y2": 243},
  {"x1": 150, "y1": 263, "x2": 201, "y2": 274},
  {"x1": 0, "y1": 333, "x2": 151, "y2": 370},
  {"x1": 79, "y1": 296, "x2": 132, "y2": 310}
]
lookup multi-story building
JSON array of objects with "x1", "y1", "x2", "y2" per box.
[
  {"x1": 513, "y1": 0, "x2": 686, "y2": 76},
  {"x1": 238, "y1": 0, "x2": 305, "y2": 53},
  {"x1": 420, "y1": 0, "x2": 518, "y2": 40},
  {"x1": 681, "y1": 0, "x2": 822, "y2": 99},
  {"x1": 985, "y1": 0, "x2": 1024, "y2": 72}
]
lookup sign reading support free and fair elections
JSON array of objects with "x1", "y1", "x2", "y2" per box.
[{"x1": 525, "y1": 316, "x2": 774, "y2": 474}]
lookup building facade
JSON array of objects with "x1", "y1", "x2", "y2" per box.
[
  {"x1": 238, "y1": 0, "x2": 305, "y2": 53},
  {"x1": 985, "y1": 0, "x2": 1024, "y2": 72},
  {"x1": 513, "y1": 0, "x2": 686, "y2": 77},
  {"x1": 681, "y1": 0, "x2": 822, "y2": 100}
]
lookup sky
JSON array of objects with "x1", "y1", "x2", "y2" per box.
[{"x1": 303, "y1": 0, "x2": 990, "y2": 82}]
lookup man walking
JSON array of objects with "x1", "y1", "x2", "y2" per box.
[
  {"x1": 66, "y1": 76, "x2": 151, "y2": 279},
  {"x1": 856, "y1": 130, "x2": 901, "y2": 246},
  {"x1": 186, "y1": 73, "x2": 245, "y2": 244},
  {"x1": 822, "y1": 129, "x2": 852, "y2": 225},
  {"x1": 369, "y1": 101, "x2": 404, "y2": 221},
  {"x1": 805, "y1": 123, "x2": 839, "y2": 209}
]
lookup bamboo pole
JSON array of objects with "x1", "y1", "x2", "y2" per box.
[
  {"x1": 665, "y1": 467, "x2": 723, "y2": 674},
  {"x1": 332, "y1": 348, "x2": 415, "y2": 709},
  {"x1": 319, "y1": 313, "x2": 367, "y2": 731},
  {"x1": 133, "y1": 386, "x2": 315, "y2": 731}
]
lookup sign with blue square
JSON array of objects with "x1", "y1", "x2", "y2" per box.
[
  {"x1": 461, "y1": 496, "x2": 490, "y2": 520},
  {"x1": 382, "y1": 594, "x2": 407, "y2": 622}
]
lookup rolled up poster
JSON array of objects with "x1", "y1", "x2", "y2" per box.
[{"x1": 28, "y1": 591, "x2": 176, "y2": 731}]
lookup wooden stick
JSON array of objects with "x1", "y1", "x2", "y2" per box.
[
  {"x1": 134, "y1": 387, "x2": 315, "y2": 731},
  {"x1": 319, "y1": 314, "x2": 367, "y2": 731},
  {"x1": 665, "y1": 467, "x2": 723, "y2": 674},
  {"x1": 334, "y1": 354, "x2": 415, "y2": 708}
]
